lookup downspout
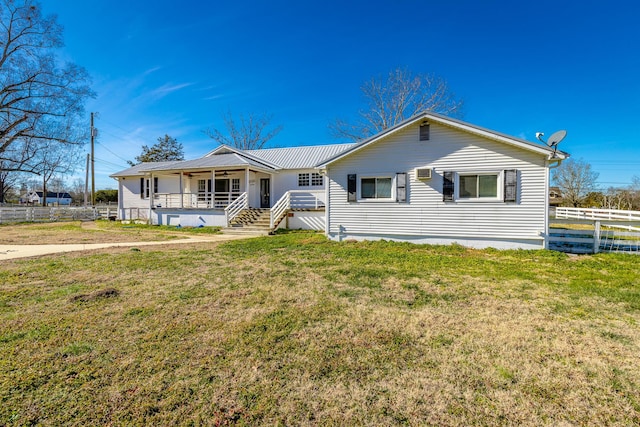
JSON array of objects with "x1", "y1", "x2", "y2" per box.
[
  {"x1": 117, "y1": 178, "x2": 124, "y2": 220},
  {"x1": 323, "y1": 168, "x2": 330, "y2": 237}
]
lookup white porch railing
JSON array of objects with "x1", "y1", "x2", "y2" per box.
[
  {"x1": 555, "y1": 207, "x2": 640, "y2": 231},
  {"x1": 270, "y1": 190, "x2": 325, "y2": 229},
  {"x1": 224, "y1": 192, "x2": 248, "y2": 225},
  {"x1": 154, "y1": 192, "x2": 242, "y2": 209}
]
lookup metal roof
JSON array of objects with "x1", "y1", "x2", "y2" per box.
[
  {"x1": 109, "y1": 162, "x2": 176, "y2": 177},
  {"x1": 245, "y1": 144, "x2": 355, "y2": 169},
  {"x1": 141, "y1": 153, "x2": 273, "y2": 172}
]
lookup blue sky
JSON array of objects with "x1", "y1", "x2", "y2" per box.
[{"x1": 45, "y1": 0, "x2": 639, "y2": 189}]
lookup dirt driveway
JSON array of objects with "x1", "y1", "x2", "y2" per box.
[{"x1": 0, "y1": 222, "x2": 256, "y2": 260}]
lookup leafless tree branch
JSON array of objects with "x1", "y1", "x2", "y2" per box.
[
  {"x1": 204, "y1": 110, "x2": 283, "y2": 150},
  {"x1": 330, "y1": 68, "x2": 464, "y2": 142}
]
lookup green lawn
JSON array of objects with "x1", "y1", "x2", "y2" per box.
[{"x1": 1, "y1": 231, "x2": 639, "y2": 425}]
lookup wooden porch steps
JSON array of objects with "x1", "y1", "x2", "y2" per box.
[{"x1": 223, "y1": 208, "x2": 273, "y2": 234}]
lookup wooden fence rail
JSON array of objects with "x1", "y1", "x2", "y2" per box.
[
  {"x1": 0, "y1": 207, "x2": 120, "y2": 224},
  {"x1": 549, "y1": 218, "x2": 640, "y2": 254}
]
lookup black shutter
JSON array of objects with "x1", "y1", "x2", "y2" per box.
[
  {"x1": 153, "y1": 177, "x2": 159, "y2": 194},
  {"x1": 504, "y1": 169, "x2": 517, "y2": 202},
  {"x1": 347, "y1": 174, "x2": 357, "y2": 202},
  {"x1": 443, "y1": 171, "x2": 454, "y2": 201},
  {"x1": 419, "y1": 123, "x2": 430, "y2": 141},
  {"x1": 207, "y1": 179, "x2": 212, "y2": 193},
  {"x1": 396, "y1": 172, "x2": 407, "y2": 202},
  {"x1": 140, "y1": 177, "x2": 144, "y2": 199}
]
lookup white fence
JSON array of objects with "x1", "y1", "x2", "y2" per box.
[
  {"x1": 555, "y1": 207, "x2": 640, "y2": 231},
  {"x1": 549, "y1": 218, "x2": 640, "y2": 254},
  {"x1": 0, "y1": 206, "x2": 119, "y2": 224}
]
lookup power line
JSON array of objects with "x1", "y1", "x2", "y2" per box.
[
  {"x1": 93, "y1": 157, "x2": 128, "y2": 170},
  {"x1": 95, "y1": 138, "x2": 132, "y2": 164}
]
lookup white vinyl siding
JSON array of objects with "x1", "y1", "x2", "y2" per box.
[{"x1": 326, "y1": 122, "x2": 548, "y2": 245}]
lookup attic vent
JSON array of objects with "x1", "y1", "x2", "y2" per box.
[
  {"x1": 419, "y1": 122, "x2": 430, "y2": 140},
  {"x1": 416, "y1": 168, "x2": 432, "y2": 180}
]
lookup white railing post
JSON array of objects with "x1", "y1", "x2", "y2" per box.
[{"x1": 224, "y1": 192, "x2": 248, "y2": 226}]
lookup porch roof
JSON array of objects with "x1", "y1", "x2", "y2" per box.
[{"x1": 112, "y1": 153, "x2": 277, "y2": 177}]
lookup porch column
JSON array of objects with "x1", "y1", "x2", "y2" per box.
[
  {"x1": 211, "y1": 169, "x2": 215, "y2": 207},
  {"x1": 179, "y1": 171, "x2": 184, "y2": 208},
  {"x1": 245, "y1": 167, "x2": 250, "y2": 207},
  {"x1": 148, "y1": 172, "x2": 154, "y2": 225}
]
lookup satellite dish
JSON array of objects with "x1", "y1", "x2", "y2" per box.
[{"x1": 546, "y1": 130, "x2": 567, "y2": 147}]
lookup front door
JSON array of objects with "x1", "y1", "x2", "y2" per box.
[{"x1": 260, "y1": 178, "x2": 270, "y2": 208}]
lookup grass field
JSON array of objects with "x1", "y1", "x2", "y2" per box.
[{"x1": 1, "y1": 227, "x2": 639, "y2": 425}]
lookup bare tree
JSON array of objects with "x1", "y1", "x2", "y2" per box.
[
  {"x1": 553, "y1": 158, "x2": 599, "y2": 207},
  {"x1": 0, "y1": 0, "x2": 94, "y2": 172},
  {"x1": 0, "y1": 161, "x2": 20, "y2": 203},
  {"x1": 330, "y1": 68, "x2": 464, "y2": 141},
  {"x1": 32, "y1": 137, "x2": 82, "y2": 205},
  {"x1": 205, "y1": 110, "x2": 282, "y2": 150}
]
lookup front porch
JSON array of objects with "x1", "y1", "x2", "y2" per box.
[{"x1": 150, "y1": 189, "x2": 326, "y2": 231}]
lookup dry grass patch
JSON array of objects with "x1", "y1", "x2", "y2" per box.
[
  {"x1": 1, "y1": 232, "x2": 639, "y2": 425},
  {"x1": 0, "y1": 221, "x2": 220, "y2": 244}
]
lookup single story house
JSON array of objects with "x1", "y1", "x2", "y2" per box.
[
  {"x1": 21, "y1": 191, "x2": 73, "y2": 206},
  {"x1": 111, "y1": 112, "x2": 568, "y2": 249}
]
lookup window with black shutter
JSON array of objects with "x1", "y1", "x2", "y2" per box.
[
  {"x1": 153, "y1": 177, "x2": 159, "y2": 194},
  {"x1": 443, "y1": 171, "x2": 454, "y2": 201},
  {"x1": 347, "y1": 174, "x2": 357, "y2": 202},
  {"x1": 504, "y1": 169, "x2": 517, "y2": 202},
  {"x1": 396, "y1": 172, "x2": 407, "y2": 202}
]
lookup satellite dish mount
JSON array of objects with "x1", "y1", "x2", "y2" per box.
[{"x1": 536, "y1": 130, "x2": 566, "y2": 158}]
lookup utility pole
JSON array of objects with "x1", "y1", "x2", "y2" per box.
[
  {"x1": 84, "y1": 153, "x2": 90, "y2": 207},
  {"x1": 90, "y1": 112, "x2": 96, "y2": 206}
]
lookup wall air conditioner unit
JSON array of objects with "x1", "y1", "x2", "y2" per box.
[{"x1": 415, "y1": 168, "x2": 432, "y2": 180}]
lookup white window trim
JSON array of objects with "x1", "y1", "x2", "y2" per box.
[
  {"x1": 299, "y1": 172, "x2": 324, "y2": 188},
  {"x1": 298, "y1": 173, "x2": 310, "y2": 187},
  {"x1": 455, "y1": 171, "x2": 503, "y2": 202},
  {"x1": 358, "y1": 175, "x2": 395, "y2": 202},
  {"x1": 311, "y1": 172, "x2": 323, "y2": 186}
]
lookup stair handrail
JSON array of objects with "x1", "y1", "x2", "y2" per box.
[
  {"x1": 224, "y1": 192, "x2": 248, "y2": 226},
  {"x1": 270, "y1": 191, "x2": 291, "y2": 229}
]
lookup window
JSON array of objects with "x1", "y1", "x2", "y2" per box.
[
  {"x1": 361, "y1": 177, "x2": 392, "y2": 199},
  {"x1": 215, "y1": 178, "x2": 229, "y2": 193},
  {"x1": 232, "y1": 178, "x2": 240, "y2": 193},
  {"x1": 442, "y1": 170, "x2": 518, "y2": 202},
  {"x1": 311, "y1": 172, "x2": 323, "y2": 186},
  {"x1": 459, "y1": 174, "x2": 498, "y2": 199},
  {"x1": 299, "y1": 172, "x2": 323, "y2": 187},
  {"x1": 140, "y1": 177, "x2": 158, "y2": 199},
  {"x1": 298, "y1": 173, "x2": 310, "y2": 186},
  {"x1": 197, "y1": 179, "x2": 209, "y2": 202}
]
